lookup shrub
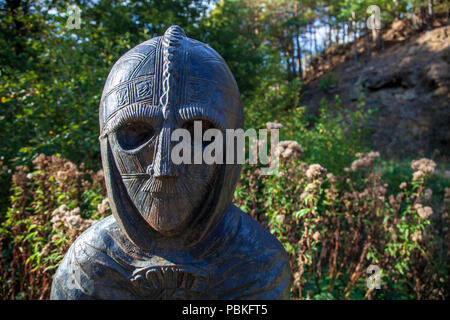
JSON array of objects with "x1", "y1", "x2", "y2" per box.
[
  {"x1": 0, "y1": 154, "x2": 109, "y2": 299},
  {"x1": 1, "y1": 151, "x2": 448, "y2": 300},
  {"x1": 235, "y1": 146, "x2": 449, "y2": 299}
]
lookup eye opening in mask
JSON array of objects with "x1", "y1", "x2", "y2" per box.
[
  {"x1": 182, "y1": 119, "x2": 216, "y2": 148},
  {"x1": 115, "y1": 121, "x2": 155, "y2": 151}
]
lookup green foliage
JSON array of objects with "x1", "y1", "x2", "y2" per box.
[
  {"x1": 253, "y1": 92, "x2": 375, "y2": 173},
  {"x1": 235, "y1": 152, "x2": 449, "y2": 300},
  {"x1": 0, "y1": 0, "x2": 448, "y2": 300},
  {"x1": 0, "y1": 154, "x2": 109, "y2": 299},
  {"x1": 0, "y1": 0, "x2": 214, "y2": 219},
  {"x1": 199, "y1": 0, "x2": 267, "y2": 97},
  {"x1": 0, "y1": 0, "x2": 210, "y2": 170},
  {"x1": 318, "y1": 72, "x2": 337, "y2": 91}
]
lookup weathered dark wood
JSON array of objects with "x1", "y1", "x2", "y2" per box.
[{"x1": 51, "y1": 25, "x2": 291, "y2": 300}]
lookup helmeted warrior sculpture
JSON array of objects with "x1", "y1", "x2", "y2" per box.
[{"x1": 51, "y1": 26, "x2": 291, "y2": 299}]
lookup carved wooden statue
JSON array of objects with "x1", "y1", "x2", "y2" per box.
[{"x1": 51, "y1": 26, "x2": 291, "y2": 299}]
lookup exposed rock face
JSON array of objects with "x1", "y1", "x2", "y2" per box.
[{"x1": 303, "y1": 22, "x2": 450, "y2": 159}]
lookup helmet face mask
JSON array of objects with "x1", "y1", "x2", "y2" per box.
[
  {"x1": 105, "y1": 104, "x2": 218, "y2": 236},
  {"x1": 100, "y1": 26, "x2": 243, "y2": 240}
]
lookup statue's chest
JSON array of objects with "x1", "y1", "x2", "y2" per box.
[{"x1": 129, "y1": 265, "x2": 210, "y2": 299}]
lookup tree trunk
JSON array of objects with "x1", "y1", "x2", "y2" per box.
[
  {"x1": 294, "y1": 3, "x2": 303, "y2": 84},
  {"x1": 247, "y1": 0, "x2": 259, "y2": 37},
  {"x1": 295, "y1": 34, "x2": 302, "y2": 80},
  {"x1": 365, "y1": 26, "x2": 371, "y2": 60},
  {"x1": 334, "y1": 25, "x2": 339, "y2": 45},
  {"x1": 420, "y1": 6, "x2": 427, "y2": 29},
  {"x1": 342, "y1": 21, "x2": 347, "y2": 44},
  {"x1": 352, "y1": 12, "x2": 358, "y2": 64},
  {"x1": 328, "y1": 23, "x2": 332, "y2": 47},
  {"x1": 286, "y1": 47, "x2": 292, "y2": 80},
  {"x1": 372, "y1": 25, "x2": 382, "y2": 51},
  {"x1": 428, "y1": 0, "x2": 434, "y2": 29},
  {"x1": 394, "y1": 0, "x2": 399, "y2": 19},
  {"x1": 313, "y1": 24, "x2": 318, "y2": 53}
]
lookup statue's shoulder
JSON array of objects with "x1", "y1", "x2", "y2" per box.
[
  {"x1": 72, "y1": 214, "x2": 119, "y2": 250},
  {"x1": 63, "y1": 215, "x2": 125, "y2": 264},
  {"x1": 227, "y1": 205, "x2": 288, "y2": 255},
  {"x1": 211, "y1": 205, "x2": 292, "y2": 299},
  {"x1": 51, "y1": 215, "x2": 136, "y2": 299}
]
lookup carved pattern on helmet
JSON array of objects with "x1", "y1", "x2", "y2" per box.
[
  {"x1": 160, "y1": 25, "x2": 185, "y2": 110},
  {"x1": 101, "y1": 103, "x2": 162, "y2": 138}
]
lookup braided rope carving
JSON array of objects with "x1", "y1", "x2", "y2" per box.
[{"x1": 159, "y1": 25, "x2": 186, "y2": 110}]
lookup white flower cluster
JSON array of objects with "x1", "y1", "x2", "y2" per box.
[
  {"x1": 346, "y1": 151, "x2": 380, "y2": 172},
  {"x1": 274, "y1": 140, "x2": 303, "y2": 159},
  {"x1": 51, "y1": 205, "x2": 96, "y2": 237},
  {"x1": 306, "y1": 164, "x2": 327, "y2": 180},
  {"x1": 411, "y1": 158, "x2": 436, "y2": 181},
  {"x1": 266, "y1": 122, "x2": 284, "y2": 131},
  {"x1": 411, "y1": 230, "x2": 423, "y2": 242},
  {"x1": 97, "y1": 198, "x2": 110, "y2": 216},
  {"x1": 414, "y1": 203, "x2": 433, "y2": 219}
]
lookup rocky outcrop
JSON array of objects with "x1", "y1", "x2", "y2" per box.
[{"x1": 302, "y1": 22, "x2": 450, "y2": 159}]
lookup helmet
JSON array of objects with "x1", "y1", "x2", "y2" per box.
[{"x1": 99, "y1": 26, "x2": 243, "y2": 248}]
